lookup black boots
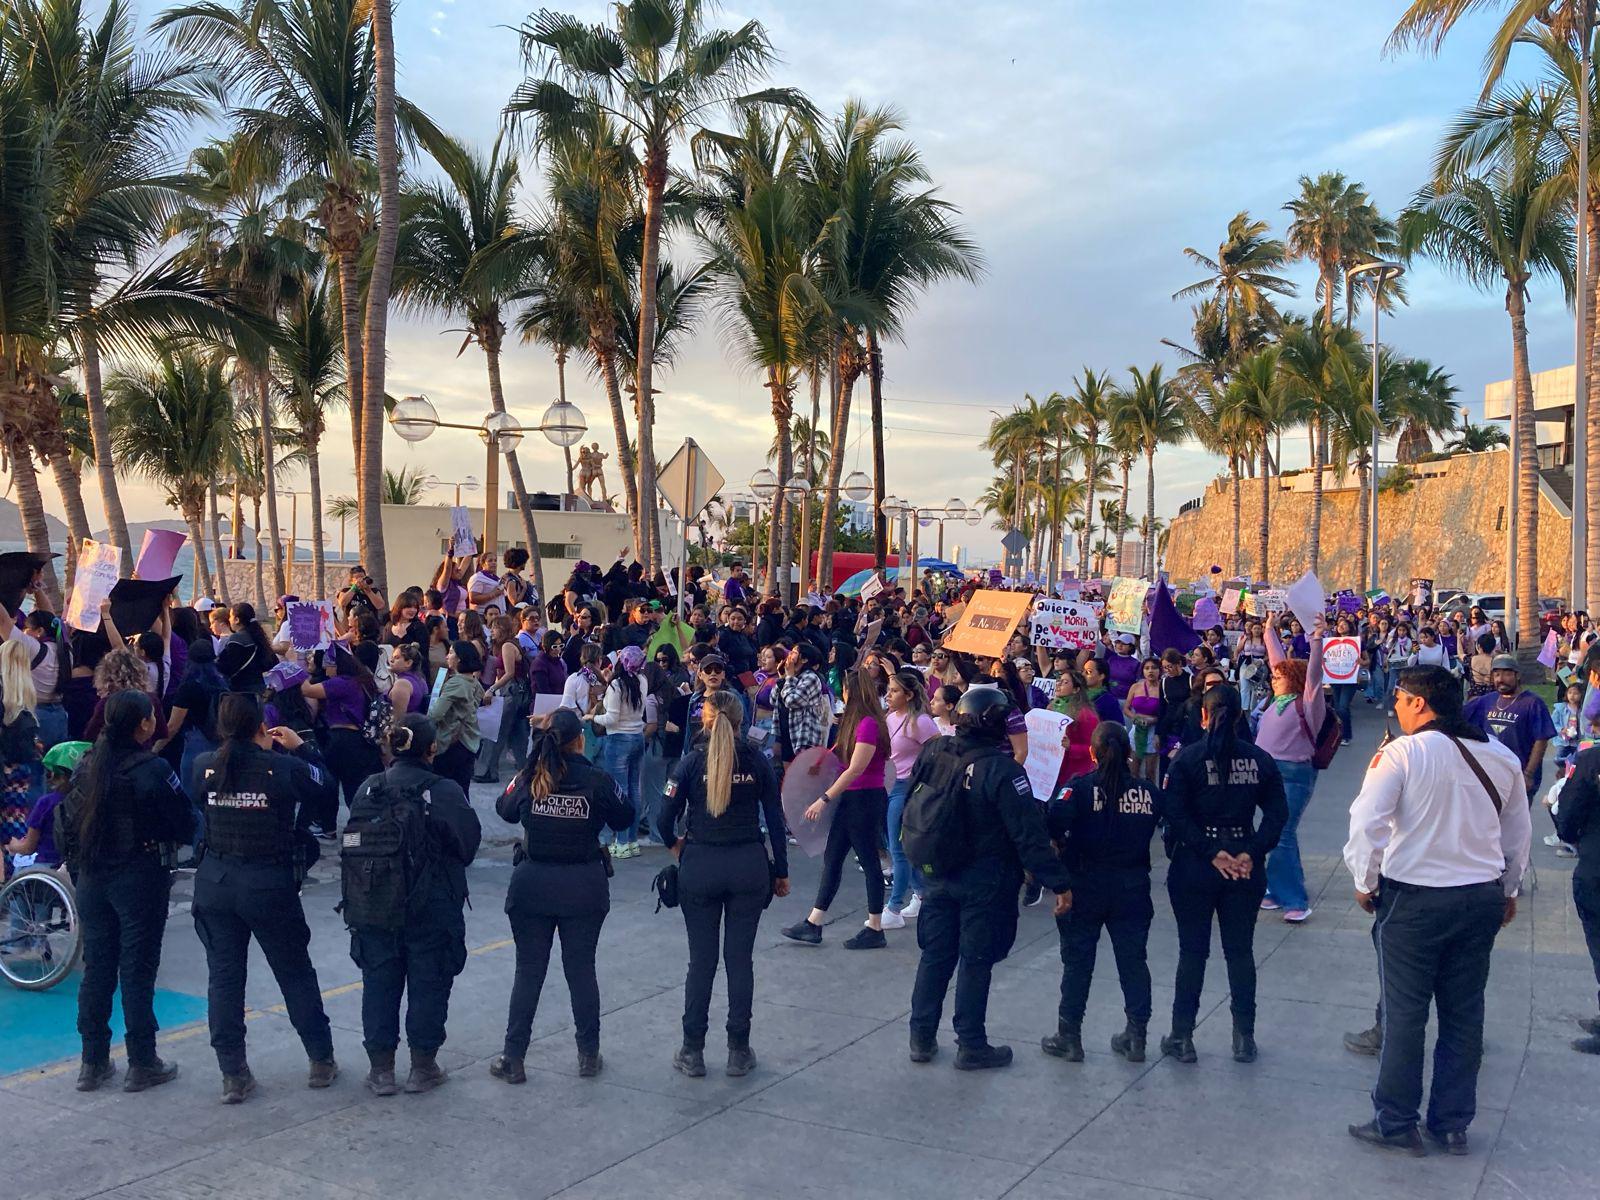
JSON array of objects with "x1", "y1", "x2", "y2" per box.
[
  {"x1": 221, "y1": 1068, "x2": 256, "y2": 1105},
  {"x1": 122, "y1": 1057, "x2": 179, "y2": 1092},
  {"x1": 1110, "y1": 1021, "x2": 1147, "y2": 1063},
  {"x1": 672, "y1": 1044, "x2": 707, "y2": 1077},
  {"x1": 726, "y1": 1039, "x2": 757, "y2": 1077},
  {"x1": 1232, "y1": 1028, "x2": 1258, "y2": 1063},
  {"x1": 75, "y1": 1058, "x2": 115, "y2": 1092},
  {"x1": 1040, "y1": 1025, "x2": 1084, "y2": 1062},
  {"x1": 307, "y1": 1058, "x2": 339, "y2": 1089},
  {"x1": 909, "y1": 1033, "x2": 938, "y2": 1063},
  {"x1": 577, "y1": 1050, "x2": 603, "y2": 1078},
  {"x1": 488, "y1": 1054, "x2": 526, "y2": 1085},
  {"x1": 365, "y1": 1049, "x2": 400, "y2": 1096},
  {"x1": 954, "y1": 1043, "x2": 1014, "y2": 1071},
  {"x1": 1160, "y1": 1033, "x2": 1197, "y2": 1064},
  {"x1": 403, "y1": 1051, "x2": 447, "y2": 1094}
]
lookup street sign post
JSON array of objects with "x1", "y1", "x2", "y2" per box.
[
  {"x1": 1001, "y1": 528, "x2": 1027, "y2": 577},
  {"x1": 656, "y1": 438, "x2": 726, "y2": 621}
]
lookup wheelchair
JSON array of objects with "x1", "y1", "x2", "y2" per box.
[{"x1": 0, "y1": 865, "x2": 82, "y2": 990}]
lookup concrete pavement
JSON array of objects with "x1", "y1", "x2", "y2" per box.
[{"x1": 3, "y1": 699, "x2": 1597, "y2": 1199}]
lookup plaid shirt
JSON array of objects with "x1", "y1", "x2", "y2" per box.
[{"x1": 775, "y1": 670, "x2": 827, "y2": 761}]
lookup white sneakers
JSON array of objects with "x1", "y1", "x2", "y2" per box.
[
  {"x1": 902, "y1": 895, "x2": 922, "y2": 918},
  {"x1": 878, "y1": 910, "x2": 907, "y2": 930}
]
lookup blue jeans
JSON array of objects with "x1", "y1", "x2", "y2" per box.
[
  {"x1": 886, "y1": 777, "x2": 921, "y2": 910},
  {"x1": 1331, "y1": 685, "x2": 1358, "y2": 742},
  {"x1": 599, "y1": 732, "x2": 646, "y2": 844},
  {"x1": 1365, "y1": 665, "x2": 1386, "y2": 705},
  {"x1": 1265, "y1": 759, "x2": 1317, "y2": 911},
  {"x1": 35, "y1": 702, "x2": 67, "y2": 750}
]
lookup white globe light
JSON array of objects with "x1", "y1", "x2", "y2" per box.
[
  {"x1": 944, "y1": 497, "x2": 967, "y2": 519},
  {"x1": 749, "y1": 468, "x2": 779, "y2": 501},
  {"x1": 540, "y1": 398, "x2": 586, "y2": 448},
  {"x1": 842, "y1": 470, "x2": 871, "y2": 502},
  {"x1": 781, "y1": 474, "x2": 809, "y2": 495},
  {"x1": 481, "y1": 411, "x2": 523, "y2": 454},
  {"x1": 390, "y1": 395, "x2": 439, "y2": 443},
  {"x1": 965, "y1": 511, "x2": 981, "y2": 526}
]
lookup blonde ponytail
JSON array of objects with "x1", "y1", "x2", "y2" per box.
[{"x1": 703, "y1": 690, "x2": 743, "y2": 818}]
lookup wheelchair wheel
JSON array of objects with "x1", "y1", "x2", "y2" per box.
[{"x1": 0, "y1": 868, "x2": 81, "y2": 991}]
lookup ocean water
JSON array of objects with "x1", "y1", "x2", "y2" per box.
[{"x1": 2, "y1": 540, "x2": 355, "y2": 586}]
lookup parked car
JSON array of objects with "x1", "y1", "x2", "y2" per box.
[{"x1": 1439, "y1": 593, "x2": 1506, "y2": 622}]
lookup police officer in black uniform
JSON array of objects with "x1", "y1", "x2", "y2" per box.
[
  {"x1": 657, "y1": 690, "x2": 788, "y2": 1078},
  {"x1": 907, "y1": 688, "x2": 1072, "y2": 1070},
  {"x1": 347, "y1": 713, "x2": 482, "y2": 1095},
  {"x1": 1043, "y1": 720, "x2": 1163, "y2": 1063},
  {"x1": 489, "y1": 708, "x2": 633, "y2": 1084},
  {"x1": 59, "y1": 689, "x2": 192, "y2": 1093},
  {"x1": 190, "y1": 692, "x2": 338, "y2": 1103},
  {"x1": 1161, "y1": 683, "x2": 1287, "y2": 1064}
]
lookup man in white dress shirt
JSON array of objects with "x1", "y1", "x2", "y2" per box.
[{"x1": 1343, "y1": 664, "x2": 1531, "y2": 1157}]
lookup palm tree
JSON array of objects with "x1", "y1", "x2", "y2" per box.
[
  {"x1": 1277, "y1": 315, "x2": 1369, "y2": 576},
  {"x1": 327, "y1": 466, "x2": 428, "y2": 520},
  {"x1": 1107, "y1": 395, "x2": 1143, "y2": 576},
  {"x1": 1227, "y1": 347, "x2": 1300, "y2": 579},
  {"x1": 1449, "y1": 421, "x2": 1512, "y2": 451},
  {"x1": 276, "y1": 277, "x2": 344, "y2": 598},
  {"x1": 1060, "y1": 370, "x2": 1115, "y2": 578},
  {"x1": 511, "y1": 2, "x2": 806, "y2": 573},
  {"x1": 1121, "y1": 365, "x2": 1186, "y2": 580},
  {"x1": 1284, "y1": 172, "x2": 1403, "y2": 328},
  {"x1": 516, "y1": 275, "x2": 589, "y2": 497},
  {"x1": 1400, "y1": 139, "x2": 1574, "y2": 642},
  {"x1": 1183, "y1": 377, "x2": 1254, "y2": 575},
  {"x1": 769, "y1": 418, "x2": 831, "y2": 479},
  {"x1": 365, "y1": 0, "x2": 402, "y2": 592},
  {"x1": 395, "y1": 129, "x2": 548, "y2": 602},
  {"x1": 1175, "y1": 211, "x2": 1297, "y2": 361},
  {"x1": 107, "y1": 352, "x2": 237, "y2": 598}
]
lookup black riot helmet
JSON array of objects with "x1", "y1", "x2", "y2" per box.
[{"x1": 954, "y1": 686, "x2": 1013, "y2": 743}]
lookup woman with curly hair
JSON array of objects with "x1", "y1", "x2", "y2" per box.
[{"x1": 83, "y1": 648, "x2": 167, "y2": 748}]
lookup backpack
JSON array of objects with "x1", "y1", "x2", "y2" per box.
[
  {"x1": 1294, "y1": 696, "x2": 1342, "y2": 770},
  {"x1": 360, "y1": 689, "x2": 394, "y2": 747},
  {"x1": 338, "y1": 775, "x2": 433, "y2": 929},
  {"x1": 899, "y1": 740, "x2": 992, "y2": 880}
]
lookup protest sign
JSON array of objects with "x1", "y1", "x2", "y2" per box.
[
  {"x1": 1105, "y1": 577, "x2": 1148, "y2": 635},
  {"x1": 449, "y1": 506, "x2": 477, "y2": 557},
  {"x1": 859, "y1": 572, "x2": 885, "y2": 602},
  {"x1": 1243, "y1": 589, "x2": 1287, "y2": 618},
  {"x1": 1538, "y1": 629, "x2": 1561, "y2": 669},
  {"x1": 1219, "y1": 586, "x2": 1242, "y2": 615},
  {"x1": 285, "y1": 600, "x2": 335, "y2": 652},
  {"x1": 941, "y1": 589, "x2": 1036, "y2": 657},
  {"x1": 1335, "y1": 589, "x2": 1363, "y2": 614},
  {"x1": 1323, "y1": 636, "x2": 1362, "y2": 684},
  {"x1": 64, "y1": 540, "x2": 121, "y2": 632},
  {"x1": 133, "y1": 529, "x2": 186, "y2": 580},
  {"x1": 1023, "y1": 709, "x2": 1071, "y2": 800},
  {"x1": 859, "y1": 617, "x2": 885, "y2": 654},
  {"x1": 780, "y1": 747, "x2": 841, "y2": 858},
  {"x1": 1191, "y1": 595, "x2": 1221, "y2": 631},
  {"x1": 1286, "y1": 571, "x2": 1326, "y2": 634},
  {"x1": 1028, "y1": 598, "x2": 1099, "y2": 649}
]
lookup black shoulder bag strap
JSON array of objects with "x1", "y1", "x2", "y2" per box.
[{"x1": 1444, "y1": 733, "x2": 1503, "y2": 814}]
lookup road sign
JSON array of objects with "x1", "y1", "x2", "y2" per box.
[
  {"x1": 1001, "y1": 529, "x2": 1027, "y2": 556},
  {"x1": 656, "y1": 438, "x2": 725, "y2": 521}
]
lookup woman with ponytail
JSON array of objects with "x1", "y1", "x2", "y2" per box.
[
  {"x1": 1042, "y1": 720, "x2": 1163, "y2": 1066},
  {"x1": 657, "y1": 690, "x2": 787, "y2": 1078},
  {"x1": 58, "y1": 689, "x2": 193, "y2": 1093},
  {"x1": 489, "y1": 708, "x2": 633, "y2": 1086},
  {"x1": 1159, "y1": 683, "x2": 1287, "y2": 1067}
]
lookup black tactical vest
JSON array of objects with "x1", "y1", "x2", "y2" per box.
[{"x1": 199, "y1": 750, "x2": 297, "y2": 861}]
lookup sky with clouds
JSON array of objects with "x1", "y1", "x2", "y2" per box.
[{"x1": 47, "y1": 0, "x2": 1574, "y2": 561}]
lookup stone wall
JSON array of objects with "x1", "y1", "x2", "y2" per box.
[
  {"x1": 1165, "y1": 448, "x2": 1572, "y2": 597},
  {"x1": 214, "y1": 560, "x2": 349, "y2": 606}
]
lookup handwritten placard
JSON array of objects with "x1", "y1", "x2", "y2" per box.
[
  {"x1": 1023, "y1": 709, "x2": 1072, "y2": 800},
  {"x1": 1105, "y1": 577, "x2": 1149, "y2": 635},
  {"x1": 64, "y1": 539, "x2": 121, "y2": 632},
  {"x1": 449, "y1": 506, "x2": 477, "y2": 557},
  {"x1": 1028, "y1": 598, "x2": 1099, "y2": 650},
  {"x1": 285, "y1": 600, "x2": 335, "y2": 652}
]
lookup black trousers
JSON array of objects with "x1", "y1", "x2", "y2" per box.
[
  {"x1": 502, "y1": 862, "x2": 608, "y2": 1059},
  {"x1": 812, "y1": 787, "x2": 887, "y2": 915},
  {"x1": 1167, "y1": 851, "x2": 1267, "y2": 1037},
  {"x1": 350, "y1": 908, "x2": 468, "y2": 1055},
  {"x1": 191, "y1": 860, "x2": 333, "y2": 1075},
  {"x1": 1575, "y1": 874, "x2": 1600, "y2": 1014},
  {"x1": 76, "y1": 862, "x2": 172, "y2": 1065},
  {"x1": 910, "y1": 859, "x2": 1020, "y2": 1047},
  {"x1": 323, "y1": 727, "x2": 381, "y2": 827},
  {"x1": 1371, "y1": 878, "x2": 1506, "y2": 1136},
  {"x1": 434, "y1": 741, "x2": 476, "y2": 796},
  {"x1": 1057, "y1": 869, "x2": 1153, "y2": 1029},
  {"x1": 679, "y1": 843, "x2": 770, "y2": 1048}
]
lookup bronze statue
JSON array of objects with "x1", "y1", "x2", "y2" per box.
[{"x1": 577, "y1": 442, "x2": 610, "y2": 505}]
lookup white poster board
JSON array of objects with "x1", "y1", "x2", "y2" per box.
[
  {"x1": 64, "y1": 539, "x2": 121, "y2": 632},
  {"x1": 1023, "y1": 709, "x2": 1072, "y2": 801},
  {"x1": 859, "y1": 572, "x2": 885, "y2": 602},
  {"x1": 1323, "y1": 636, "x2": 1362, "y2": 684},
  {"x1": 1285, "y1": 570, "x2": 1326, "y2": 634},
  {"x1": 1028, "y1": 598, "x2": 1099, "y2": 649},
  {"x1": 449, "y1": 506, "x2": 477, "y2": 557}
]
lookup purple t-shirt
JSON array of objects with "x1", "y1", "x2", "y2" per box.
[
  {"x1": 25, "y1": 790, "x2": 65, "y2": 867},
  {"x1": 1106, "y1": 651, "x2": 1141, "y2": 699},
  {"x1": 1465, "y1": 690, "x2": 1557, "y2": 771},
  {"x1": 322, "y1": 673, "x2": 368, "y2": 728}
]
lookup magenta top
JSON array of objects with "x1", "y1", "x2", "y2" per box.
[
  {"x1": 1256, "y1": 626, "x2": 1326, "y2": 763},
  {"x1": 840, "y1": 715, "x2": 891, "y2": 792}
]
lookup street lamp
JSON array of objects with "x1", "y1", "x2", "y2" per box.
[
  {"x1": 424, "y1": 474, "x2": 480, "y2": 506},
  {"x1": 387, "y1": 396, "x2": 524, "y2": 561},
  {"x1": 539, "y1": 398, "x2": 587, "y2": 504},
  {"x1": 781, "y1": 474, "x2": 810, "y2": 602},
  {"x1": 1347, "y1": 260, "x2": 1404, "y2": 596},
  {"x1": 842, "y1": 470, "x2": 871, "y2": 502},
  {"x1": 748, "y1": 469, "x2": 779, "y2": 587}
]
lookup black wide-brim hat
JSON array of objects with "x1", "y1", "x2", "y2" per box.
[
  {"x1": 108, "y1": 576, "x2": 182, "y2": 633},
  {"x1": 0, "y1": 551, "x2": 56, "y2": 613}
]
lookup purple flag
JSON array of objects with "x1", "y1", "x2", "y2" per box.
[{"x1": 1149, "y1": 580, "x2": 1200, "y2": 657}]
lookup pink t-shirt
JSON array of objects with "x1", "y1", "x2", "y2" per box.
[
  {"x1": 840, "y1": 715, "x2": 891, "y2": 792},
  {"x1": 887, "y1": 711, "x2": 940, "y2": 783}
]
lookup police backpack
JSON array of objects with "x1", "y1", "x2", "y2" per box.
[
  {"x1": 899, "y1": 741, "x2": 990, "y2": 880},
  {"x1": 339, "y1": 775, "x2": 433, "y2": 929}
]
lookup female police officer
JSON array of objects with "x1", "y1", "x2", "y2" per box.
[
  {"x1": 346, "y1": 713, "x2": 481, "y2": 1096},
  {"x1": 189, "y1": 693, "x2": 338, "y2": 1102},
  {"x1": 489, "y1": 708, "x2": 633, "y2": 1084},
  {"x1": 1043, "y1": 721, "x2": 1162, "y2": 1064},
  {"x1": 59, "y1": 689, "x2": 192, "y2": 1093},
  {"x1": 657, "y1": 690, "x2": 788, "y2": 1078},
  {"x1": 1161, "y1": 684, "x2": 1286, "y2": 1064}
]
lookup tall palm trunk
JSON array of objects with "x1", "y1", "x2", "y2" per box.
[
  {"x1": 1508, "y1": 282, "x2": 1539, "y2": 644},
  {"x1": 555, "y1": 348, "x2": 575, "y2": 496},
  {"x1": 208, "y1": 479, "x2": 231, "y2": 606},
  {"x1": 230, "y1": 485, "x2": 244, "y2": 561},
  {"x1": 258, "y1": 373, "x2": 286, "y2": 599},
  {"x1": 816, "y1": 339, "x2": 861, "y2": 588},
  {"x1": 1356, "y1": 454, "x2": 1371, "y2": 580},
  {"x1": 1258, "y1": 442, "x2": 1271, "y2": 580},
  {"x1": 5, "y1": 437, "x2": 60, "y2": 606},
  {"x1": 1143, "y1": 446, "x2": 1158, "y2": 579},
  {"x1": 1587, "y1": 196, "x2": 1600, "y2": 613},
  {"x1": 251, "y1": 494, "x2": 266, "y2": 613},
  {"x1": 483, "y1": 330, "x2": 547, "y2": 603},
  {"x1": 635, "y1": 145, "x2": 668, "y2": 574},
  {"x1": 767, "y1": 368, "x2": 793, "y2": 596},
  {"x1": 78, "y1": 322, "x2": 133, "y2": 573},
  {"x1": 306, "y1": 447, "x2": 324, "y2": 603},
  {"x1": 1308, "y1": 417, "x2": 1324, "y2": 577},
  {"x1": 1115, "y1": 457, "x2": 1132, "y2": 577},
  {"x1": 337, "y1": 256, "x2": 366, "y2": 487},
  {"x1": 46, "y1": 451, "x2": 91, "y2": 589},
  {"x1": 360, "y1": 0, "x2": 400, "y2": 594},
  {"x1": 184, "y1": 502, "x2": 212, "y2": 600},
  {"x1": 1079, "y1": 439, "x2": 1097, "y2": 580},
  {"x1": 593, "y1": 339, "x2": 640, "y2": 548},
  {"x1": 866, "y1": 328, "x2": 888, "y2": 570}
]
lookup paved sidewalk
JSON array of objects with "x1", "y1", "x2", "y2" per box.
[{"x1": 4, "y1": 702, "x2": 1597, "y2": 1199}]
